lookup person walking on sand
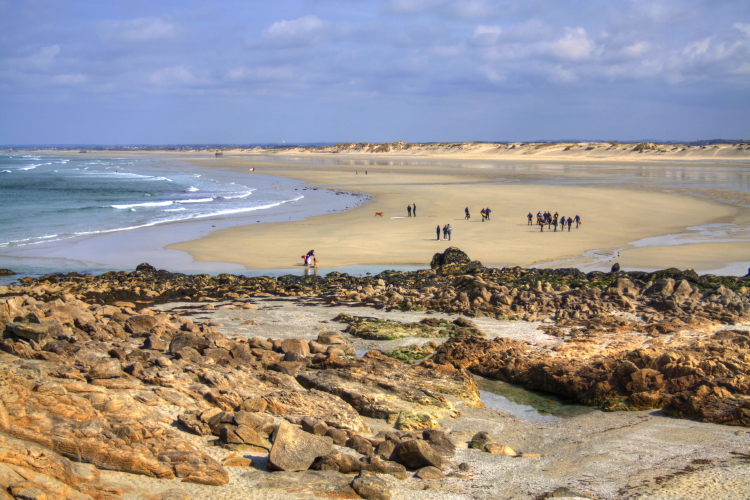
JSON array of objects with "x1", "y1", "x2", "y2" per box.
[
  {"x1": 412, "y1": 203, "x2": 416, "y2": 217},
  {"x1": 442, "y1": 224, "x2": 447, "y2": 240},
  {"x1": 527, "y1": 212, "x2": 533, "y2": 225},
  {"x1": 486, "y1": 207, "x2": 491, "y2": 220},
  {"x1": 436, "y1": 225, "x2": 441, "y2": 240},
  {"x1": 465, "y1": 207, "x2": 470, "y2": 220},
  {"x1": 539, "y1": 219, "x2": 545, "y2": 232},
  {"x1": 552, "y1": 217, "x2": 558, "y2": 232},
  {"x1": 567, "y1": 216, "x2": 573, "y2": 231},
  {"x1": 446, "y1": 224, "x2": 452, "y2": 240},
  {"x1": 407, "y1": 205, "x2": 412, "y2": 217},
  {"x1": 481, "y1": 208, "x2": 486, "y2": 222},
  {"x1": 560, "y1": 216, "x2": 566, "y2": 231},
  {"x1": 575, "y1": 214, "x2": 581, "y2": 228}
]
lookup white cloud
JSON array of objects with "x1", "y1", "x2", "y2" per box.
[
  {"x1": 263, "y1": 15, "x2": 328, "y2": 45},
  {"x1": 478, "y1": 65, "x2": 505, "y2": 84},
  {"x1": 149, "y1": 65, "x2": 196, "y2": 85},
  {"x1": 451, "y1": 0, "x2": 495, "y2": 19},
  {"x1": 683, "y1": 37, "x2": 711, "y2": 57},
  {"x1": 548, "y1": 65, "x2": 578, "y2": 84},
  {"x1": 733, "y1": 23, "x2": 750, "y2": 37},
  {"x1": 622, "y1": 41, "x2": 651, "y2": 58},
  {"x1": 472, "y1": 24, "x2": 502, "y2": 45},
  {"x1": 226, "y1": 66, "x2": 297, "y2": 82},
  {"x1": 549, "y1": 27, "x2": 596, "y2": 61},
  {"x1": 28, "y1": 45, "x2": 60, "y2": 67},
  {"x1": 102, "y1": 17, "x2": 176, "y2": 42},
  {"x1": 52, "y1": 73, "x2": 87, "y2": 85}
]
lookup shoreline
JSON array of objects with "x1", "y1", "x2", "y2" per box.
[
  {"x1": 169, "y1": 152, "x2": 750, "y2": 275},
  {"x1": 3, "y1": 149, "x2": 750, "y2": 277},
  {"x1": 0, "y1": 153, "x2": 370, "y2": 276}
]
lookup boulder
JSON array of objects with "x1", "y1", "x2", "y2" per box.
[
  {"x1": 317, "y1": 331, "x2": 347, "y2": 345},
  {"x1": 430, "y1": 247, "x2": 471, "y2": 269},
  {"x1": 325, "y1": 428, "x2": 348, "y2": 446},
  {"x1": 169, "y1": 333, "x2": 210, "y2": 355},
  {"x1": 233, "y1": 411, "x2": 275, "y2": 435},
  {"x1": 414, "y1": 465, "x2": 445, "y2": 479},
  {"x1": 280, "y1": 339, "x2": 310, "y2": 357},
  {"x1": 124, "y1": 315, "x2": 160, "y2": 335},
  {"x1": 360, "y1": 456, "x2": 407, "y2": 479},
  {"x1": 376, "y1": 439, "x2": 396, "y2": 459},
  {"x1": 239, "y1": 397, "x2": 267, "y2": 413},
  {"x1": 88, "y1": 359, "x2": 123, "y2": 379},
  {"x1": 268, "y1": 421, "x2": 333, "y2": 471},
  {"x1": 301, "y1": 417, "x2": 328, "y2": 436},
  {"x1": 144, "y1": 335, "x2": 169, "y2": 351},
  {"x1": 470, "y1": 431, "x2": 493, "y2": 450},
  {"x1": 135, "y1": 262, "x2": 157, "y2": 273},
  {"x1": 312, "y1": 453, "x2": 362, "y2": 474},
  {"x1": 178, "y1": 412, "x2": 212, "y2": 436},
  {"x1": 346, "y1": 435, "x2": 374, "y2": 455},
  {"x1": 7, "y1": 322, "x2": 63, "y2": 343},
  {"x1": 392, "y1": 439, "x2": 442, "y2": 469},
  {"x1": 221, "y1": 424, "x2": 270, "y2": 449},
  {"x1": 351, "y1": 471, "x2": 391, "y2": 500},
  {"x1": 422, "y1": 429, "x2": 456, "y2": 458}
]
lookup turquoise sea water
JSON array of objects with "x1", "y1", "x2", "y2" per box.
[{"x1": 0, "y1": 153, "x2": 303, "y2": 250}]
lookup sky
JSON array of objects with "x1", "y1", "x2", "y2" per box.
[{"x1": 1, "y1": 0, "x2": 749, "y2": 144}]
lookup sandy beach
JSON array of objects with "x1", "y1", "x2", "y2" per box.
[{"x1": 167, "y1": 146, "x2": 750, "y2": 275}]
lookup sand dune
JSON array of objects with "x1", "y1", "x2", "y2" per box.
[{"x1": 217, "y1": 141, "x2": 750, "y2": 161}]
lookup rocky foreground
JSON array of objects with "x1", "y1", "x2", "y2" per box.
[{"x1": 0, "y1": 250, "x2": 749, "y2": 499}]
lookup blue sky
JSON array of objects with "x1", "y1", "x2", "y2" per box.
[{"x1": 1, "y1": 0, "x2": 749, "y2": 144}]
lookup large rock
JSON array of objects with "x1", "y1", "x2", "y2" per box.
[
  {"x1": 351, "y1": 471, "x2": 391, "y2": 500},
  {"x1": 312, "y1": 453, "x2": 363, "y2": 473},
  {"x1": 88, "y1": 359, "x2": 123, "y2": 379},
  {"x1": 317, "y1": 331, "x2": 347, "y2": 345},
  {"x1": 7, "y1": 322, "x2": 63, "y2": 343},
  {"x1": 169, "y1": 333, "x2": 210, "y2": 355},
  {"x1": 280, "y1": 339, "x2": 310, "y2": 357},
  {"x1": 392, "y1": 439, "x2": 442, "y2": 469},
  {"x1": 264, "y1": 389, "x2": 369, "y2": 433},
  {"x1": 125, "y1": 315, "x2": 160, "y2": 335},
  {"x1": 422, "y1": 429, "x2": 456, "y2": 458},
  {"x1": 0, "y1": 363, "x2": 228, "y2": 485},
  {"x1": 430, "y1": 247, "x2": 479, "y2": 271},
  {"x1": 268, "y1": 421, "x2": 333, "y2": 471}
]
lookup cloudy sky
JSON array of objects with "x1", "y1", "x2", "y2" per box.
[{"x1": 1, "y1": 0, "x2": 749, "y2": 144}]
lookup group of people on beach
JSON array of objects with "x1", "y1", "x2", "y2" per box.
[
  {"x1": 528, "y1": 211, "x2": 581, "y2": 232},
  {"x1": 406, "y1": 203, "x2": 417, "y2": 216},
  {"x1": 464, "y1": 207, "x2": 492, "y2": 221},
  {"x1": 437, "y1": 224, "x2": 452, "y2": 240}
]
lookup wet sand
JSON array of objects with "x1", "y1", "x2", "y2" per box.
[{"x1": 170, "y1": 154, "x2": 750, "y2": 274}]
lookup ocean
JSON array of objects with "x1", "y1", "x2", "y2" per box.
[
  {"x1": 0, "y1": 153, "x2": 369, "y2": 279},
  {"x1": 0, "y1": 153, "x2": 305, "y2": 250}
]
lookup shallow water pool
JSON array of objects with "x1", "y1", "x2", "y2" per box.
[{"x1": 476, "y1": 375, "x2": 596, "y2": 422}]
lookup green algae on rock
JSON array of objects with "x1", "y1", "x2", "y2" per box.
[{"x1": 332, "y1": 313, "x2": 485, "y2": 340}]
